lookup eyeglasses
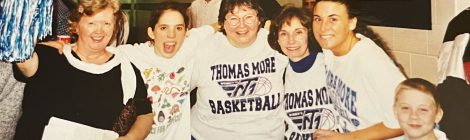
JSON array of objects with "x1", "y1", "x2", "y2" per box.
[{"x1": 225, "y1": 14, "x2": 258, "y2": 26}]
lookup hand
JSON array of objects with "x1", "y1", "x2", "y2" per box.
[
  {"x1": 313, "y1": 130, "x2": 351, "y2": 140},
  {"x1": 38, "y1": 41, "x2": 66, "y2": 54},
  {"x1": 264, "y1": 20, "x2": 271, "y2": 29},
  {"x1": 210, "y1": 22, "x2": 221, "y2": 31}
]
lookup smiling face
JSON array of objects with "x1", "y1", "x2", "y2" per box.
[
  {"x1": 148, "y1": 9, "x2": 187, "y2": 59},
  {"x1": 312, "y1": 1, "x2": 357, "y2": 56},
  {"x1": 75, "y1": 6, "x2": 115, "y2": 51},
  {"x1": 394, "y1": 89, "x2": 443, "y2": 140},
  {"x1": 224, "y1": 5, "x2": 260, "y2": 48},
  {"x1": 278, "y1": 17, "x2": 310, "y2": 62}
]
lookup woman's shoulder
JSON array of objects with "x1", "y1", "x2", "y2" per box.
[
  {"x1": 354, "y1": 35, "x2": 391, "y2": 61},
  {"x1": 34, "y1": 43, "x2": 66, "y2": 61},
  {"x1": 115, "y1": 42, "x2": 153, "y2": 56},
  {"x1": 118, "y1": 42, "x2": 151, "y2": 50},
  {"x1": 35, "y1": 43, "x2": 61, "y2": 53},
  {"x1": 187, "y1": 25, "x2": 215, "y2": 38}
]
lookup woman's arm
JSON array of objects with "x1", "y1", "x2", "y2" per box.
[
  {"x1": 15, "y1": 52, "x2": 39, "y2": 78},
  {"x1": 314, "y1": 122, "x2": 403, "y2": 140},
  {"x1": 117, "y1": 113, "x2": 154, "y2": 140},
  {"x1": 346, "y1": 122, "x2": 403, "y2": 139},
  {"x1": 15, "y1": 41, "x2": 67, "y2": 78}
]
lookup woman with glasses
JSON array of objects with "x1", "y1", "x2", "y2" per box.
[
  {"x1": 190, "y1": 0, "x2": 288, "y2": 139},
  {"x1": 219, "y1": 0, "x2": 282, "y2": 25}
]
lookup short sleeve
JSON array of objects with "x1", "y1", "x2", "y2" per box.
[{"x1": 12, "y1": 44, "x2": 61, "y2": 82}]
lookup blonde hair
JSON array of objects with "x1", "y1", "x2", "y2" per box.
[
  {"x1": 394, "y1": 78, "x2": 441, "y2": 111},
  {"x1": 68, "y1": 0, "x2": 126, "y2": 45}
]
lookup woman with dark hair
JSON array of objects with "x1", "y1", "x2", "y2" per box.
[
  {"x1": 311, "y1": 0, "x2": 405, "y2": 139},
  {"x1": 218, "y1": 0, "x2": 281, "y2": 25},
  {"x1": 13, "y1": 0, "x2": 153, "y2": 139},
  {"x1": 268, "y1": 5, "x2": 340, "y2": 140},
  {"x1": 190, "y1": 0, "x2": 288, "y2": 139},
  {"x1": 117, "y1": 1, "x2": 215, "y2": 139}
]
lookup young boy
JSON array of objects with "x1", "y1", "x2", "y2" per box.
[{"x1": 394, "y1": 78, "x2": 448, "y2": 140}]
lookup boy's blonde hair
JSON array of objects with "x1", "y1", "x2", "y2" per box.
[{"x1": 394, "y1": 78, "x2": 441, "y2": 111}]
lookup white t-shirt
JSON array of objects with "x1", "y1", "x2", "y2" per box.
[
  {"x1": 434, "y1": 129, "x2": 448, "y2": 140},
  {"x1": 403, "y1": 129, "x2": 448, "y2": 140},
  {"x1": 284, "y1": 53, "x2": 343, "y2": 140},
  {"x1": 191, "y1": 29, "x2": 289, "y2": 140},
  {"x1": 187, "y1": 0, "x2": 222, "y2": 28},
  {"x1": 117, "y1": 25, "x2": 214, "y2": 140},
  {"x1": 323, "y1": 33, "x2": 405, "y2": 132}
]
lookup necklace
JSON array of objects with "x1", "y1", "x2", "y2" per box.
[{"x1": 72, "y1": 46, "x2": 112, "y2": 64}]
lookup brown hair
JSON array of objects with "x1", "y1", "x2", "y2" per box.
[
  {"x1": 268, "y1": 5, "x2": 321, "y2": 55},
  {"x1": 314, "y1": 0, "x2": 408, "y2": 77},
  {"x1": 68, "y1": 0, "x2": 126, "y2": 46},
  {"x1": 147, "y1": 1, "x2": 189, "y2": 30},
  {"x1": 217, "y1": 0, "x2": 266, "y2": 35}
]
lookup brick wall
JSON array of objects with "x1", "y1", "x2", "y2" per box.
[{"x1": 372, "y1": 0, "x2": 469, "y2": 83}]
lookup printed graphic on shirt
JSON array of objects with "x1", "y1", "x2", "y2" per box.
[
  {"x1": 143, "y1": 67, "x2": 189, "y2": 134},
  {"x1": 285, "y1": 87, "x2": 342, "y2": 140},
  {"x1": 217, "y1": 77, "x2": 272, "y2": 97},
  {"x1": 288, "y1": 108, "x2": 337, "y2": 130},
  {"x1": 286, "y1": 109, "x2": 340, "y2": 140},
  {"x1": 208, "y1": 57, "x2": 282, "y2": 114},
  {"x1": 325, "y1": 67, "x2": 359, "y2": 132},
  {"x1": 287, "y1": 132, "x2": 314, "y2": 140}
]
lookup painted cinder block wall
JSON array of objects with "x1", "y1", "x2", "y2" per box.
[
  {"x1": 371, "y1": 0, "x2": 469, "y2": 84},
  {"x1": 277, "y1": 0, "x2": 470, "y2": 84}
]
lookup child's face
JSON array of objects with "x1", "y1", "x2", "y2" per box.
[{"x1": 394, "y1": 89, "x2": 443, "y2": 139}]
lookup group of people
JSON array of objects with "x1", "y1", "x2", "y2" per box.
[{"x1": 1, "y1": 0, "x2": 468, "y2": 140}]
